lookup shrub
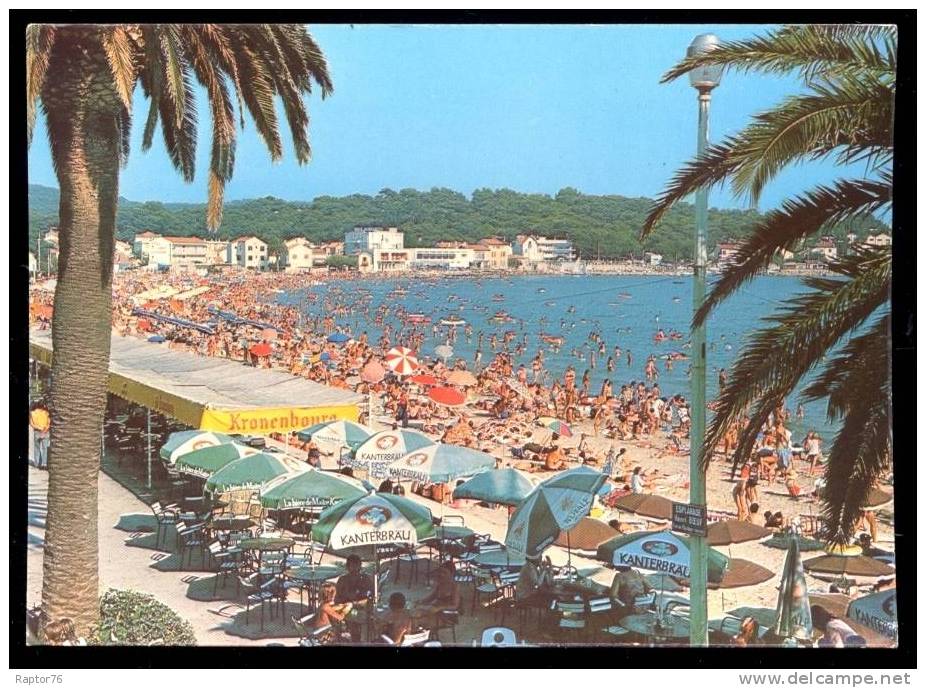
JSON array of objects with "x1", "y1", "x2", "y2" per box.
[{"x1": 93, "y1": 589, "x2": 197, "y2": 646}]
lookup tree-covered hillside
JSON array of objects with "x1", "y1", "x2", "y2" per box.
[{"x1": 29, "y1": 184, "x2": 888, "y2": 260}]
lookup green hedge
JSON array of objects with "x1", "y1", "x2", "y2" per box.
[{"x1": 93, "y1": 589, "x2": 197, "y2": 646}]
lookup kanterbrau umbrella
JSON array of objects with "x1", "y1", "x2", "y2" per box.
[
  {"x1": 596, "y1": 529, "x2": 729, "y2": 584},
  {"x1": 350, "y1": 429, "x2": 435, "y2": 479},
  {"x1": 452, "y1": 468, "x2": 535, "y2": 508},
  {"x1": 205, "y1": 453, "x2": 305, "y2": 495},
  {"x1": 174, "y1": 442, "x2": 264, "y2": 479},
  {"x1": 311, "y1": 491, "x2": 436, "y2": 601},
  {"x1": 259, "y1": 468, "x2": 368, "y2": 511},
  {"x1": 387, "y1": 443, "x2": 495, "y2": 485},
  {"x1": 160, "y1": 430, "x2": 236, "y2": 464},
  {"x1": 384, "y1": 346, "x2": 419, "y2": 376},
  {"x1": 427, "y1": 386, "x2": 466, "y2": 407},
  {"x1": 846, "y1": 590, "x2": 897, "y2": 643},
  {"x1": 296, "y1": 420, "x2": 372, "y2": 455},
  {"x1": 505, "y1": 466, "x2": 607, "y2": 560}
]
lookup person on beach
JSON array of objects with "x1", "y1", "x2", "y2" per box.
[
  {"x1": 336, "y1": 554, "x2": 374, "y2": 642},
  {"x1": 379, "y1": 592, "x2": 413, "y2": 645},
  {"x1": 29, "y1": 400, "x2": 50, "y2": 469},
  {"x1": 544, "y1": 435, "x2": 567, "y2": 471},
  {"x1": 630, "y1": 466, "x2": 646, "y2": 494},
  {"x1": 315, "y1": 582, "x2": 353, "y2": 642},
  {"x1": 417, "y1": 562, "x2": 460, "y2": 618}
]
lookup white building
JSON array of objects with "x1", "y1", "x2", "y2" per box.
[
  {"x1": 643, "y1": 252, "x2": 663, "y2": 266},
  {"x1": 114, "y1": 239, "x2": 134, "y2": 261},
  {"x1": 409, "y1": 247, "x2": 475, "y2": 270},
  {"x1": 133, "y1": 230, "x2": 162, "y2": 259},
  {"x1": 283, "y1": 237, "x2": 316, "y2": 271},
  {"x1": 205, "y1": 240, "x2": 231, "y2": 265},
  {"x1": 344, "y1": 226, "x2": 404, "y2": 255},
  {"x1": 864, "y1": 232, "x2": 892, "y2": 247},
  {"x1": 146, "y1": 236, "x2": 208, "y2": 270},
  {"x1": 512, "y1": 235, "x2": 575, "y2": 262},
  {"x1": 810, "y1": 239, "x2": 838, "y2": 260},
  {"x1": 231, "y1": 236, "x2": 269, "y2": 270},
  {"x1": 512, "y1": 235, "x2": 541, "y2": 261},
  {"x1": 715, "y1": 242, "x2": 742, "y2": 266}
]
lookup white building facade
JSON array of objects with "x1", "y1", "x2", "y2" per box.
[
  {"x1": 344, "y1": 226, "x2": 404, "y2": 255},
  {"x1": 232, "y1": 236, "x2": 269, "y2": 270}
]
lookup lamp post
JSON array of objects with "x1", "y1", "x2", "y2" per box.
[{"x1": 687, "y1": 32, "x2": 721, "y2": 648}]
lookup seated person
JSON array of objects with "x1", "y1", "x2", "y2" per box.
[
  {"x1": 609, "y1": 565, "x2": 653, "y2": 611},
  {"x1": 544, "y1": 435, "x2": 567, "y2": 471},
  {"x1": 811, "y1": 605, "x2": 864, "y2": 648},
  {"x1": 416, "y1": 562, "x2": 460, "y2": 615},
  {"x1": 764, "y1": 511, "x2": 785, "y2": 530},
  {"x1": 315, "y1": 582, "x2": 353, "y2": 640},
  {"x1": 380, "y1": 592, "x2": 413, "y2": 645},
  {"x1": 516, "y1": 555, "x2": 553, "y2": 606},
  {"x1": 747, "y1": 502, "x2": 764, "y2": 526},
  {"x1": 335, "y1": 554, "x2": 374, "y2": 642}
]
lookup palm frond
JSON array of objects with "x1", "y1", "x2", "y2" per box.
[
  {"x1": 693, "y1": 178, "x2": 892, "y2": 327},
  {"x1": 26, "y1": 24, "x2": 56, "y2": 145},
  {"x1": 101, "y1": 26, "x2": 137, "y2": 110},
  {"x1": 230, "y1": 38, "x2": 283, "y2": 161},
  {"x1": 702, "y1": 248, "x2": 892, "y2": 472},
  {"x1": 661, "y1": 24, "x2": 896, "y2": 85},
  {"x1": 157, "y1": 24, "x2": 188, "y2": 130},
  {"x1": 194, "y1": 24, "x2": 247, "y2": 127}
]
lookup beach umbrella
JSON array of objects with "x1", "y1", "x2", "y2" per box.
[
  {"x1": 535, "y1": 417, "x2": 573, "y2": 437},
  {"x1": 706, "y1": 519, "x2": 772, "y2": 546},
  {"x1": 174, "y1": 442, "x2": 264, "y2": 478},
  {"x1": 861, "y1": 486, "x2": 893, "y2": 511},
  {"x1": 361, "y1": 360, "x2": 386, "y2": 384},
  {"x1": 554, "y1": 517, "x2": 620, "y2": 552},
  {"x1": 350, "y1": 429, "x2": 435, "y2": 478},
  {"x1": 408, "y1": 373, "x2": 440, "y2": 386},
  {"x1": 446, "y1": 370, "x2": 478, "y2": 387},
  {"x1": 846, "y1": 590, "x2": 897, "y2": 643},
  {"x1": 427, "y1": 386, "x2": 466, "y2": 407},
  {"x1": 709, "y1": 559, "x2": 775, "y2": 590},
  {"x1": 505, "y1": 466, "x2": 607, "y2": 559},
  {"x1": 387, "y1": 443, "x2": 495, "y2": 485},
  {"x1": 261, "y1": 328, "x2": 277, "y2": 340},
  {"x1": 596, "y1": 529, "x2": 729, "y2": 584},
  {"x1": 612, "y1": 493, "x2": 675, "y2": 521},
  {"x1": 205, "y1": 453, "x2": 305, "y2": 495},
  {"x1": 779, "y1": 573, "x2": 826, "y2": 640},
  {"x1": 296, "y1": 420, "x2": 373, "y2": 455},
  {"x1": 803, "y1": 553, "x2": 894, "y2": 579},
  {"x1": 434, "y1": 344, "x2": 454, "y2": 361},
  {"x1": 311, "y1": 491, "x2": 436, "y2": 600},
  {"x1": 384, "y1": 346, "x2": 419, "y2": 375},
  {"x1": 763, "y1": 532, "x2": 826, "y2": 552},
  {"x1": 249, "y1": 342, "x2": 272, "y2": 358},
  {"x1": 259, "y1": 468, "x2": 369, "y2": 510},
  {"x1": 159, "y1": 430, "x2": 236, "y2": 464},
  {"x1": 327, "y1": 332, "x2": 352, "y2": 344},
  {"x1": 507, "y1": 381, "x2": 533, "y2": 400},
  {"x1": 147, "y1": 335, "x2": 166, "y2": 343},
  {"x1": 452, "y1": 468, "x2": 535, "y2": 507}
]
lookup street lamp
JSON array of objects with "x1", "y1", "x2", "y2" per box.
[{"x1": 687, "y1": 32, "x2": 721, "y2": 648}]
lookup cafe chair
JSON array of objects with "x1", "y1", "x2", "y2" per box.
[
  {"x1": 150, "y1": 501, "x2": 179, "y2": 549},
  {"x1": 551, "y1": 600, "x2": 588, "y2": 641},
  {"x1": 239, "y1": 574, "x2": 285, "y2": 631},
  {"x1": 480, "y1": 626, "x2": 517, "y2": 647},
  {"x1": 436, "y1": 603, "x2": 462, "y2": 644},
  {"x1": 381, "y1": 629, "x2": 432, "y2": 647},
  {"x1": 632, "y1": 592, "x2": 657, "y2": 612},
  {"x1": 471, "y1": 569, "x2": 502, "y2": 615},
  {"x1": 292, "y1": 613, "x2": 332, "y2": 646},
  {"x1": 175, "y1": 522, "x2": 207, "y2": 568},
  {"x1": 207, "y1": 540, "x2": 242, "y2": 595},
  {"x1": 441, "y1": 514, "x2": 465, "y2": 527}
]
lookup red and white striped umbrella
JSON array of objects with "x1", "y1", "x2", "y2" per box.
[{"x1": 384, "y1": 346, "x2": 419, "y2": 376}]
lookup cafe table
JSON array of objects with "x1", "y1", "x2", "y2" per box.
[
  {"x1": 284, "y1": 564, "x2": 345, "y2": 613},
  {"x1": 619, "y1": 612, "x2": 690, "y2": 644},
  {"x1": 471, "y1": 549, "x2": 525, "y2": 569},
  {"x1": 238, "y1": 536, "x2": 295, "y2": 578},
  {"x1": 426, "y1": 526, "x2": 477, "y2": 562}
]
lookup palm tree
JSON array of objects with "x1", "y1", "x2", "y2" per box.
[
  {"x1": 27, "y1": 23, "x2": 332, "y2": 637},
  {"x1": 641, "y1": 25, "x2": 895, "y2": 543}
]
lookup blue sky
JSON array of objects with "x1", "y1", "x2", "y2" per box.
[{"x1": 28, "y1": 23, "x2": 865, "y2": 212}]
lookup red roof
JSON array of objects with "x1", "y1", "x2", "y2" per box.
[
  {"x1": 135, "y1": 231, "x2": 160, "y2": 238},
  {"x1": 165, "y1": 236, "x2": 205, "y2": 245}
]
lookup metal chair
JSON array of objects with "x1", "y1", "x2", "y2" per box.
[
  {"x1": 381, "y1": 629, "x2": 432, "y2": 647},
  {"x1": 292, "y1": 613, "x2": 333, "y2": 646},
  {"x1": 471, "y1": 568, "x2": 501, "y2": 615},
  {"x1": 175, "y1": 522, "x2": 207, "y2": 568},
  {"x1": 150, "y1": 501, "x2": 179, "y2": 549},
  {"x1": 551, "y1": 600, "x2": 588, "y2": 641},
  {"x1": 239, "y1": 575, "x2": 284, "y2": 631},
  {"x1": 207, "y1": 540, "x2": 241, "y2": 595},
  {"x1": 441, "y1": 514, "x2": 465, "y2": 527}
]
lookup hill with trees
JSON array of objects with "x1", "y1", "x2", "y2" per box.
[{"x1": 29, "y1": 184, "x2": 888, "y2": 260}]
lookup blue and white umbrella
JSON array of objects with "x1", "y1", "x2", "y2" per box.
[
  {"x1": 505, "y1": 466, "x2": 607, "y2": 559},
  {"x1": 453, "y1": 468, "x2": 536, "y2": 507},
  {"x1": 847, "y1": 590, "x2": 897, "y2": 643},
  {"x1": 327, "y1": 332, "x2": 352, "y2": 344},
  {"x1": 296, "y1": 420, "x2": 372, "y2": 455},
  {"x1": 350, "y1": 429, "x2": 435, "y2": 478},
  {"x1": 387, "y1": 443, "x2": 496, "y2": 484}
]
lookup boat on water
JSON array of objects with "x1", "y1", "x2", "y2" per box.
[
  {"x1": 540, "y1": 333, "x2": 565, "y2": 346},
  {"x1": 489, "y1": 311, "x2": 514, "y2": 323},
  {"x1": 440, "y1": 315, "x2": 467, "y2": 326},
  {"x1": 491, "y1": 294, "x2": 505, "y2": 302},
  {"x1": 618, "y1": 293, "x2": 632, "y2": 299},
  {"x1": 536, "y1": 287, "x2": 547, "y2": 294},
  {"x1": 407, "y1": 313, "x2": 431, "y2": 324}
]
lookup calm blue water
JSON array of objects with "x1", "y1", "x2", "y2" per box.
[{"x1": 282, "y1": 274, "x2": 834, "y2": 447}]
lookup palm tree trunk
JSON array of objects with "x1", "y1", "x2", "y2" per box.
[{"x1": 40, "y1": 31, "x2": 121, "y2": 639}]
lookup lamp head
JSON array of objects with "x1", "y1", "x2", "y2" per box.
[{"x1": 687, "y1": 33, "x2": 722, "y2": 92}]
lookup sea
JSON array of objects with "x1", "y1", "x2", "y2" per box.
[{"x1": 281, "y1": 273, "x2": 837, "y2": 448}]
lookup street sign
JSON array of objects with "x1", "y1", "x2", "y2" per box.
[{"x1": 672, "y1": 502, "x2": 707, "y2": 537}]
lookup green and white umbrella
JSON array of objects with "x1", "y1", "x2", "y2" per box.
[
  {"x1": 774, "y1": 531, "x2": 813, "y2": 640},
  {"x1": 505, "y1": 466, "x2": 607, "y2": 559},
  {"x1": 596, "y1": 529, "x2": 729, "y2": 584},
  {"x1": 259, "y1": 468, "x2": 369, "y2": 511},
  {"x1": 205, "y1": 453, "x2": 306, "y2": 495},
  {"x1": 387, "y1": 443, "x2": 496, "y2": 484},
  {"x1": 160, "y1": 430, "x2": 235, "y2": 464},
  {"x1": 349, "y1": 428, "x2": 435, "y2": 478},
  {"x1": 174, "y1": 442, "x2": 262, "y2": 478},
  {"x1": 296, "y1": 420, "x2": 373, "y2": 455},
  {"x1": 312, "y1": 491, "x2": 436, "y2": 600}
]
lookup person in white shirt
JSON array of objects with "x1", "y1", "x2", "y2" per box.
[{"x1": 630, "y1": 467, "x2": 645, "y2": 494}]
